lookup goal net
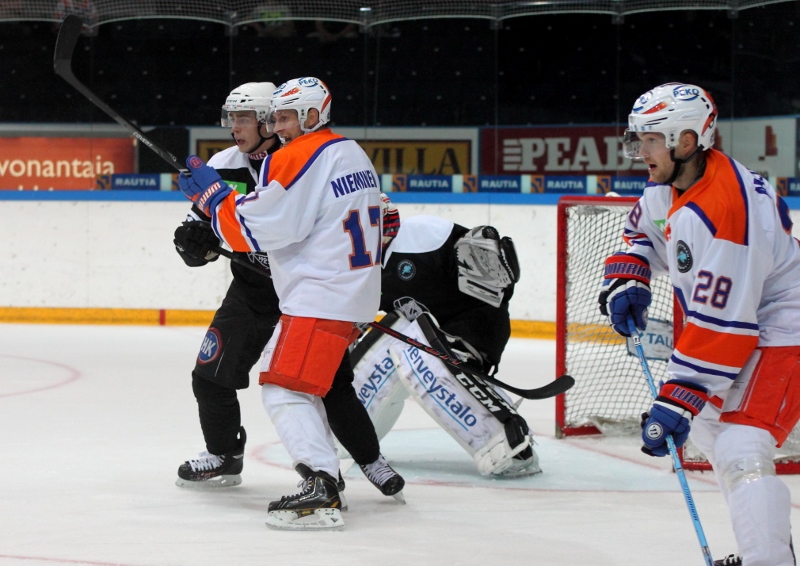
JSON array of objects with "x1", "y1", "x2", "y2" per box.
[{"x1": 555, "y1": 195, "x2": 800, "y2": 473}]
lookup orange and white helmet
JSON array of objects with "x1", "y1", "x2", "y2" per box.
[
  {"x1": 270, "y1": 77, "x2": 331, "y2": 133},
  {"x1": 624, "y1": 83, "x2": 718, "y2": 159},
  {"x1": 221, "y1": 82, "x2": 276, "y2": 127}
]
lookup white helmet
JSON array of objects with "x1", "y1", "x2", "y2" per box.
[
  {"x1": 623, "y1": 83, "x2": 718, "y2": 159},
  {"x1": 270, "y1": 77, "x2": 331, "y2": 133},
  {"x1": 221, "y1": 82, "x2": 276, "y2": 127}
]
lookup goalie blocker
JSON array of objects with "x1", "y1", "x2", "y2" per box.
[{"x1": 348, "y1": 310, "x2": 540, "y2": 478}]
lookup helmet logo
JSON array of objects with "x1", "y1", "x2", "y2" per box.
[
  {"x1": 633, "y1": 91, "x2": 653, "y2": 112},
  {"x1": 281, "y1": 87, "x2": 301, "y2": 97},
  {"x1": 673, "y1": 85, "x2": 701, "y2": 101},
  {"x1": 643, "y1": 101, "x2": 668, "y2": 115},
  {"x1": 298, "y1": 77, "x2": 319, "y2": 87}
]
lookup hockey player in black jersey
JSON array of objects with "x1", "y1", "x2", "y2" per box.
[
  {"x1": 174, "y1": 83, "x2": 403, "y2": 511},
  {"x1": 349, "y1": 203, "x2": 539, "y2": 478},
  {"x1": 173, "y1": 82, "x2": 280, "y2": 488}
]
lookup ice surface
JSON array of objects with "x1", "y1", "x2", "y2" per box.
[{"x1": 1, "y1": 324, "x2": 797, "y2": 565}]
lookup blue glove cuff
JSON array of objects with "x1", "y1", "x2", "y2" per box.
[{"x1": 197, "y1": 180, "x2": 233, "y2": 214}]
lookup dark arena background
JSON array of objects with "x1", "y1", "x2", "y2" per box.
[{"x1": 2, "y1": 1, "x2": 799, "y2": 129}]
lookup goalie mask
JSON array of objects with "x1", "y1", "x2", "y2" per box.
[
  {"x1": 221, "y1": 82, "x2": 276, "y2": 130},
  {"x1": 270, "y1": 77, "x2": 331, "y2": 134},
  {"x1": 623, "y1": 83, "x2": 718, "y2": 160}
]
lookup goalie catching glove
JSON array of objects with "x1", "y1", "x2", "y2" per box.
[
  {"x1": 455, "y1": 226, "x2": 520, "y2": 308},
  {"x1": 640, "y1": 379, "x2": 708, "y2": 457},
  {"x1": 178, "y1": 156, "x2": 234, "y2": 216},
  {"x1": 598, "y1": 252, "x2": 652, "y2": 337}
]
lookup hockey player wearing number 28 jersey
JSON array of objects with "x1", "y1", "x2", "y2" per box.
[
  {"x1": 600, "y1": 83, "x2": 800, "y2": 566},
  {"x1": 178, "y1": 77, "x2": 401, "y2": 530}
]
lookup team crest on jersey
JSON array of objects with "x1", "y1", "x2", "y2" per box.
[
  {"x1": 676, "y1": 240, "x2": 693, "y2": 273},
  {"x1": 197, "y1": 328, "x2": 222, "y2": 364},
  {"x1": 397, "y1": 259, "x2": 416, "y2": 281}
]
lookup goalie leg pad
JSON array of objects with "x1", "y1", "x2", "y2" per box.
[
  {"x1": 339, "y1": 312, "x2": 411, "y2": 459},
  {"x1": 474, "y1": 429, "x2": 541, "y2": 478},
  {"x1": 455, "y1": 226, "x2": 520, "y2": 308},
  {"x1": 391, "y1": 313, "x2": 538, "y2": 476}
]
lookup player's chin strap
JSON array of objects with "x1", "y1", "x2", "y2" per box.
[
  {"x1": 233, "y1": 128, "x2": 278, "y2": 155},
  {"x1": 666, "y1": 146, "x2": 702, "y2": 187}
]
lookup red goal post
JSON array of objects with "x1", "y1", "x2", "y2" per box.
[{"x1": 554, "y1": 194, "x2": 800, "y2": 473}]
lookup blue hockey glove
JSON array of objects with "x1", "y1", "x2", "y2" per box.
[
  {"x1": 598, "y1": 252, "x2": 652, "y2": 337},
  {"x1": 641, "y1": 379, "x2": 709, "y2": 457},
  {"x1": 178, "y1": 156, "x2": 233, "y2": 216}
]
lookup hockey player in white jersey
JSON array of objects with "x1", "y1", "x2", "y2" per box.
[
  {"x1": 599, "y1": 82, "x2": 800, "y2": 566},
  {"x1": 349, "y1": 201, "x2": 540, "y2": 478},
  {"x1": 176, "y1": 77, "x2": 403, "y2": 530},
  {"x1": 174, "y1": 83, "x2": 402, "y2": 508}
]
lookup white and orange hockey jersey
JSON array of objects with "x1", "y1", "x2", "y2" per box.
[
  {"x1": 621, "y1": 148, "x2": 800, "y2": 397},
  {"x1": 207, "y1": 129, "x2": 383, "y2": 323}
]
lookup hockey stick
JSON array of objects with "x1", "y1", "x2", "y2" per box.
[
  {"x1": 367, "y1": 320, "x2": 574, "y2": 400},
  {"x1": 627, "y1": 317, "x2": 714, "y2": 566},
  {"x1": 211, "y1": 245, "x2": 574, "y2": 400},
  {"x1": 53, "y1": 15, "x2": 189, "y2": 175}
]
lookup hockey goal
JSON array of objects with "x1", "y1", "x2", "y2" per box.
[{"x1": 554, "y1": 195, "x2": 800, "y2": 473}]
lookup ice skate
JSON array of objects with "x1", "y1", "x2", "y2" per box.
[
  {"x1": 713, "y1": 555, "x2": 741, "y2": 566},
  {"x1": 359, "y1": 454, "x2": 406, "y2": 503},
  {"x1": 266, "y1": 464, "x2": 344, "y2": 531},
  {"x1": 175, "y1": 427, "x2": 246, "y2": 488}
]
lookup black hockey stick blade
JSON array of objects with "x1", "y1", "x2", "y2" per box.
[
  {"x1": 53, "y1": 15, "x2": 189, "y2": 175},
  {"x1": 367, "y1": 320, "x2": 575, "y2": 400},
  {"x1": 211, "y1": 246, "x2": 574, "y2": 399}
]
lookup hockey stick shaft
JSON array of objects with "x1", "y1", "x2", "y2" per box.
[
  {"x1": 53, "y1": 15, "x2": 189, "y2": 175},
  {"x1": 211, "y1": 245, "x2": 573, "y2": 400},
  {"x1": 627, "y1": 318, "x2": 714, "y2": 566},
  {"x1": 368, "y1": 320, "x2": 574, "y2": 400}
]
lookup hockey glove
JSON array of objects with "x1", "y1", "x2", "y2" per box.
[
  {"x1": 178, "y1": 155, "x2": 233, "y2": 216},
  {"x1": 598, "y1": 252, "x2": 652, "y2": 337},
  {"x1": 174, "y1": 220, "x2": 220, "y2": 266},
  {"x1": 641, "y1": 379, "x2": 709, "y2": 457}
]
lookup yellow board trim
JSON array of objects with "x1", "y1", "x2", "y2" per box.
[{"x1": 0, "y1": 307, "x2": 556, "y2": 339}]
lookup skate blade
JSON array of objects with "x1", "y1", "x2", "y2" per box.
[
  {"x1": 265, "y1": 508, "x2": 344, "y2": 531},
  {"x1": 391, "y1": 491, "x2": 406, "y2": 504},
  {"x1": 339, "y1": 492, "x2": 349, "y2": 512},
  {"x1": 175, "y1": 474, "x2": 242, "y2": 488}
]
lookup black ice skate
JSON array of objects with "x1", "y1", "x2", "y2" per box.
[
  {"x1": 359, "y1": 454, "x2": 406, "y2": 503},
  {"x1": 265, "y1": 464, "x2": 344, "y2": 530},
  {"x1": 175, "y1": 427, "x2": 246, "y2": 488},
  {"x1": 714, "y1": 555, "x2": 742, "y2": 566}
]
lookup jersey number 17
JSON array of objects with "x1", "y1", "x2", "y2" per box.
[{"x1": 344, "y1": 206, "x2": 382, "y2": 269}]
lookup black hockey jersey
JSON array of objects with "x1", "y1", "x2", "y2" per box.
[
  {"x1": 380, "y1": 214, "x2": 513, "y2": 368},
  {"x1": 179, "y1": 145, "x2": 279, "y2": 312}
]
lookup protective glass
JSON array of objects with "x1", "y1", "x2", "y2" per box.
[
  {"x1": 622, "y1": 129, "x2": 642, "y2": 160},
  {"x1": 220, "y1": 110, "x2": 258, "y2": 128}
]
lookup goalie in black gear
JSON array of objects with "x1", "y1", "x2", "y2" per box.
[{"x1": 347, "y1": 210, "x2": 539, "y2": 478}]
